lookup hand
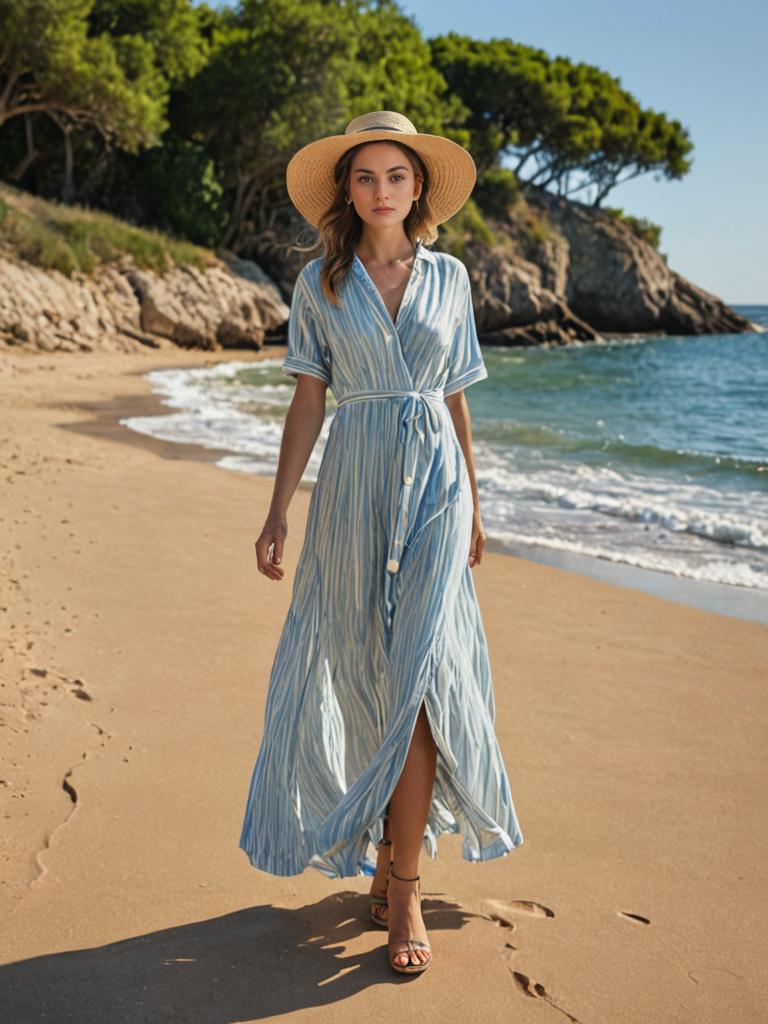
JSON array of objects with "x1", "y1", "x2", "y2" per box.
[
  {"x1": 468, "y1": 508, "x2": 486, "y2": 568},
  {"x1": 255, "y1": 516, "x2": 288, "y2": 581}
]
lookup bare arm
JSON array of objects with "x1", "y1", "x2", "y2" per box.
[
  {"x1": 255, "y1": 374, "x2": 328, "y2": 581},
  {"x1": 445, "y1": 390, "x2": 486, "y2": 568}
]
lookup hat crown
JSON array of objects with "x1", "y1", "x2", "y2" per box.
[{"x1": 344, "y1": 110, "x2": 417, "y2": 136}]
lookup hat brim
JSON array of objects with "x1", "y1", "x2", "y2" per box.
[{"x1": 286, "y1": 130, "x2": 477, "y2": 229}]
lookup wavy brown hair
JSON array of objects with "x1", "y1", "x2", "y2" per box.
[{"x1": 315, "y1": 140, "x2": 439, "y2": 305}]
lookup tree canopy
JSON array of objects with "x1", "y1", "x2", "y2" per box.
[
  {"x1": 430, "y1": 33, "x2": 692, "y2": 204},
  {"x1": 0, "y1": 0, "x2": 694, "y2": 248}
]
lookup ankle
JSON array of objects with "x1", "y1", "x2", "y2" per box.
[{"x1": 390, "y1": 865, "x2": 420, "y2": 883}]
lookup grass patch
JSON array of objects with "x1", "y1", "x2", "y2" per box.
[
  {"x1": 440, "y1": 198, "x2": 496, "y2": 260},
  {"x1": 0, "y1": 182, "x2": 217, "y2": 277}
]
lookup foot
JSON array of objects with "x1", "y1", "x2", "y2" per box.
[
  {"x1": 387, "y1": 869, "x2": 431, "y2": 970},
  {"x1": 369, "y1": 838, "x2": 392, "y2": 924}
]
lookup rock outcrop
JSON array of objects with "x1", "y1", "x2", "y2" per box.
[
  {"x1": 523, "y1": 186, "x2": 756, "y2": 337},
  {"x1": 244, "y1": 193, "x2": 761, "y2": 351},
  {"x1": 0, "y1": 249, "x2": 288, "y2": 354},
  {"x1": 459, "y1": 237, "x2": 603, "y2": 347}
]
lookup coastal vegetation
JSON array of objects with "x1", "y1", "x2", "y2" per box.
[
  {"x1": 0, "y1": 180, "x2": 212, "y2": 275},
  {"x1": 0, "y1": 0, "x2": 693, "y2": 260}
]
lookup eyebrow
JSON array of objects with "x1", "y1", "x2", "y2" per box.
[{"x1": 353, "y1": 165, "x2": 409, "y2": 174}]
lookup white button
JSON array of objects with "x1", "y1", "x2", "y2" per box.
[
  {"x1": 404, "y1": 474, "x2": 413, "y2": 485},
  {"x1": 394, "y1": 539, "x2": 402, "y2": 547},
  {"x1": 387, "y1": 558, "x2": 399, "y2": 572}
]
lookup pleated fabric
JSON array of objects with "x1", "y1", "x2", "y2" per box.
[{"x1": 238, "y1": 240, "x2": 524, "y2": 878}]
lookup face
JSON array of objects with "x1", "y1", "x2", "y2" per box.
[{"x1": 347, "y1": 142, "x2": 422, "y2": 229}]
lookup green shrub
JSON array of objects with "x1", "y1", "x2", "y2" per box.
[
  {"x1": 0, "y1": 182, "x2": 216, "y2": 277},
  {"x1": 604, "y1": 206, "x2": 663, "y2": 250},
  {"x1": 440, "y1": 198, "x2": 496, "y2": 260},
  {"x1": 474, "y1": 167, "x2": 521, "y2": 220}
]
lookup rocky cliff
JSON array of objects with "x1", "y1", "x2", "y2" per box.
[
  {"x1": 457, "y1": 186, "x2": 760, "y2": 346},
  {"x1": 0, "y1": 249, "x2": 288, "y2": 354}
]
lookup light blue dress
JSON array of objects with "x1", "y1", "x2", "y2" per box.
[{"x1": 239, "y1": 240, "x2": 524, "y2": 878}]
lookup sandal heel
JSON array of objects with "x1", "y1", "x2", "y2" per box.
[{"x1": 369, "y1": 834, "x2": 393, "y2": 927}]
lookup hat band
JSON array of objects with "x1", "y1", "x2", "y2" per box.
[{"x1": 356, "y1": 124, "x2": 408, "y2": 133}]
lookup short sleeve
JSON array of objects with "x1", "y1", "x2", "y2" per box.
[
  {"x1": 281, "y1": 272, "x2": 332, "y2": 385},
  {"x1": 444, "y1": 263, "x2": 488, "y2": 396}
]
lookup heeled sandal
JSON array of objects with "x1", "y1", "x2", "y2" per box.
[
  {"x1": 387, "y1": 867, "x2": 432, "y2": 974},
  {"x1": 369, "y1": 836, "x2": 393, "y2": 927}
]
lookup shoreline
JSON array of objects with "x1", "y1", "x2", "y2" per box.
[
  {"x1": 61, "y1": 349, "x2": 767, "y2": 626},
  {"x1": 2, "y1": 345, "x2": 766, "y2": 1022}
]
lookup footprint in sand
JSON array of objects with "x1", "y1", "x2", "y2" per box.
[
  {"x1": 481, "y1": 901, "x2": 574, "y2": 1016},
  {"x1": 481, "y1": 898, "x2": 555, "y2": 928},
  {"x1": 512, "y1": 972, "x2": 579, "y2": 1022},
  {"x1": 618, "y1": 911, "x2": 650, "y2": 924}
]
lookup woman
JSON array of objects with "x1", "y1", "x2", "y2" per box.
[{"x1": 239, "y1": 110, "x2": 524, "y2": 975}]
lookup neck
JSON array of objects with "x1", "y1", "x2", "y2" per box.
[{"x1": 355, "y1": 228, "x2": 416, "y2": 266}]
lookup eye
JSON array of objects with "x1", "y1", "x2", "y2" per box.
[{"x1": 355, "y1": 174, "x2": 406, "y2": 183}]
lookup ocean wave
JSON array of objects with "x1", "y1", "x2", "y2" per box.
[
  {"x1": 472, "y1": 453, "x2": 768, "y2": 553},
  {"x1": 490, "y1": 530, "x2": 768, "y2": 590},
  {"x1": 119, "y1": 361, "x2": 768, "y2": 593}
]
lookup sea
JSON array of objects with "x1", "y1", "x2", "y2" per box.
[{"x1": 121, "y1": 306, "x2": 768, "y2": 623}]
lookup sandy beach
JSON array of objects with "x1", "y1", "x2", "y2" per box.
[{"x1": 1, "y1": 346, "x2": 766, "y2": 1023}]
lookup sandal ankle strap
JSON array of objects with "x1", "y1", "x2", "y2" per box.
[{"x1": 390, "y1": 867, "x2": 420, "y2": 882}]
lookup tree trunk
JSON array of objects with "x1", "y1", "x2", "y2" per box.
[
  {"x1": 61, "y1": 126, "x2": 74, "y2": 203},
  {"x1": 219, "y1": 174, "x2": 250, "y2": 250},
  {"x1": 8, "y1": 113, "x2": 37, "y2": 182}
]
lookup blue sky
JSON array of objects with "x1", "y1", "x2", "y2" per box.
[{"x1": 400, "y1": 0, "x2": 767, "y2": 304}]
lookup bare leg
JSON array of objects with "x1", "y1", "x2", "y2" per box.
[{"x1": 387, "y1": 702, "x2": 437, "y2": 967}]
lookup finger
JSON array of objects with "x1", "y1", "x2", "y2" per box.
[
  {"x1": 271, "y1": 536, "x2": 284, "y2": 566},
  {"x1": 255, "y1": 536, "x2": 281, "y2": 579},
  {"x1": 265, "y1": 538, "x2": 285, "y2": 580},
  {"x1": 266, "y1": 553, "x2": 285, "y2": 580},
  {"x1": 475, "y1": 533, "x2": 485, "y2": 565},
  {"x1": 254, "y1": 536, "x2": 270, "y2": 569},
  {"x1": 468, "y1": 535, "x2": 478, "y2": 567}
]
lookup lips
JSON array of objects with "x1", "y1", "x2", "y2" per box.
[{"x1": 373, "y1": 207, "x2": 394, "y2": 212}]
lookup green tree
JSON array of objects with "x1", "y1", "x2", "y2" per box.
[
  {"x1": 430, "y1": 33, "x2": 693, "y2": 206},
  {"x1": 174, "y1": 0, "x2": 359, "y2": 249},
  {"x1": 0, "y1": 0, "x2": 206, "y2": 200},
  {"x1": 176, "y1": 0, "x2": 472, "y2": 250},
  {"x1": 344, "y1": 0, "x2": 467, "y2": 140}
]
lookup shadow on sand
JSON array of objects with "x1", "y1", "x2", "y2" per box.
[{"x1": 1, "y1": 889, "x2": 476, "y2": 1021}]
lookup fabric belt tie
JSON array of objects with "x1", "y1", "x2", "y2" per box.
[{"x1": 336, "y1": 388, "x2": 446, "y2": 574}]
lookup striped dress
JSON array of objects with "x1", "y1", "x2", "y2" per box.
[{"x1": 239, "y1": 240, "x2": 524, "y2": 878}]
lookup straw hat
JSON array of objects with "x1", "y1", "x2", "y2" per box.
[{"x1": 286, "y1": 110, "x2": 477, "y2": 228}]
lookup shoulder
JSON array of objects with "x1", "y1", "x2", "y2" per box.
[
  {"x1": 422, "y1": 247, "x2": 469, "y2": 284},
  {"x1": 292, "y1": 258, "x2": 325, "y2": 311},
  {"x1": 295, "y1": 256, "x2": 324, "y2": 290}
]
